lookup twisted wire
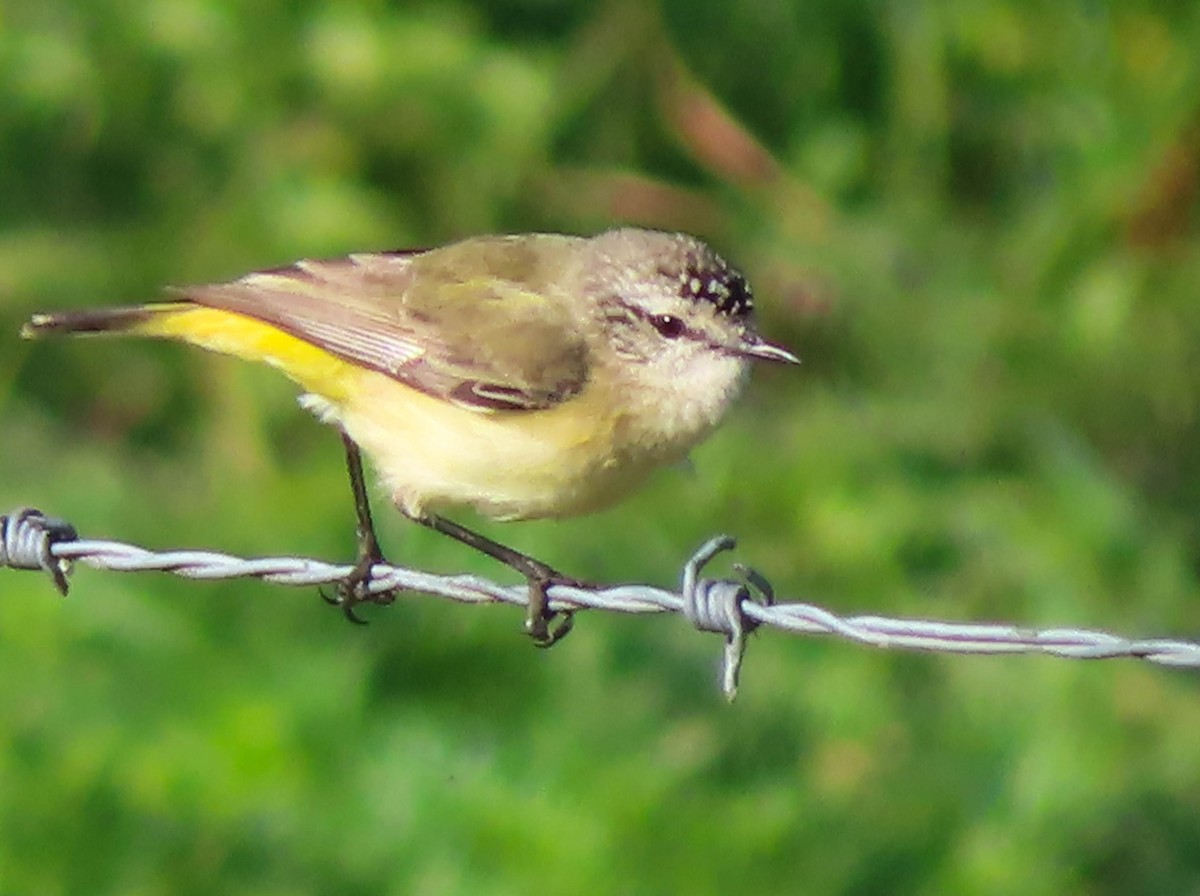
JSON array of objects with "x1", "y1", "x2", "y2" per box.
[{"x1": 4, "y1": 507, "x2": 1198, "y2": 698}]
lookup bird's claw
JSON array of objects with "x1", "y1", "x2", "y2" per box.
[
  {"x1": 524, "y1": 570, "x2": 583, "y2": 648},
  {"x1": 321, "y1": 549, "x2": 398, "y2": 625}
]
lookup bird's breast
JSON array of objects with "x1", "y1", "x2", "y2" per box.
[{"x1": 333, "y1": 372, "x2": 681, "y2": 520}]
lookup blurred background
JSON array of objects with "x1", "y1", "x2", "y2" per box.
[{"x1": 3, "y1": 1, "x2": 1200, "y2": 893}]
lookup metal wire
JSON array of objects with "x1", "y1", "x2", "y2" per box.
[{"x1": 3, "y1": 506, "x2": 1199, "y2": 698}]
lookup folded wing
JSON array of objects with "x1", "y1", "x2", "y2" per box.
[{"x1": 180, "y1": 242, "x2": 590, "y2": 412}]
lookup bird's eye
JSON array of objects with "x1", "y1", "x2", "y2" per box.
[{"x1": 652, "y1": 314, "x2": 685, "y2": 338}]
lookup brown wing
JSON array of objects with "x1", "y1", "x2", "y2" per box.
[{"x1": 178, "y1": 238, "x2": 590, "y2": 412}]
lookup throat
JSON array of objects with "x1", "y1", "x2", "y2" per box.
[{"x1": 613, "y1": 357, "x2": 750, "y2": 460}]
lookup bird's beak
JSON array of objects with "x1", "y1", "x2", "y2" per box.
[{"x1": 737, "y1": 336, "x2": 801, "y2": 365}]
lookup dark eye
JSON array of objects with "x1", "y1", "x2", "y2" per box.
[{"x1": 652, "y1": 314, "x2": 685, "y2": 338}]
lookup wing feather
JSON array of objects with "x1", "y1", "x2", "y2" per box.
[{"x1": 178, "y1": 241, "x2": 590, "y2": 412}]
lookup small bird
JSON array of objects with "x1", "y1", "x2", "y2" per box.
[{"x1": 22, "y1": 228, "x2": 799, "y2": 644}]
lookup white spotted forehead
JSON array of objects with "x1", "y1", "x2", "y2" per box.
[
  {"x1": 583, "y1": 228, "x2": 756, "y2": 316},
  {"x1": 675, "y1": 261, "x2": 754, "y2": 317}
]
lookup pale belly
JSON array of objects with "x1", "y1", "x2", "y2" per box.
[{"x1": 328, "y1": 371, "x2": 683, "y2": 521}]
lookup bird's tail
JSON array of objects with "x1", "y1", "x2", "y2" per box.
[
  {"x1": 20, "y1": 303, "x2": 196, "y2": 339},
  {"x1": 21, "y1": 301, "x2": 359, "y2": 404}
]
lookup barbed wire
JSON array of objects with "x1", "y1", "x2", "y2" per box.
[{"x1": 4, "y1": 506, "x2": 1199, "y2": 699}]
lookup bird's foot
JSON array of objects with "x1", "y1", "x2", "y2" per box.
[
  {"x1": 522, "y1": 562, "x2": 587, "y2": 649},
  {"x1": 321, "y1": 531, "x2": 399, "y2": 624}
]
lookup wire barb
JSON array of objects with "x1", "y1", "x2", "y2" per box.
[
  {"x1": 3, "y1": 507, "x2": 1200, "y2": 697},
  {"x1": 0, "y1": 508, "x2": 78, "y2": 596},
  {"x1": 680, "y1": 536, "x2": 774, "y2": 700}
]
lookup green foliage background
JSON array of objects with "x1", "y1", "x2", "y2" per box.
[{"x1": 3, "y1": 1, "x2": 1200, "y2": 892}]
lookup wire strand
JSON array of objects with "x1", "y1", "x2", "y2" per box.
[{"x1": 3, "y1": 507, "x2": 1198, "y2": 698}]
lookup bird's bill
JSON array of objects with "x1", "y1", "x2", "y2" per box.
[{"x1": 736, "y1": 336, "x2": 801, "y2": 365}]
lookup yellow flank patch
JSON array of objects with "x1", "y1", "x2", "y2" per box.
[{"x1": 137, "y1": 306, "x2": 359, "y2": 403}]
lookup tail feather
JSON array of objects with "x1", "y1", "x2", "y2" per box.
[
  {"x1": 20, "y1": 300, "x2": 359, "y2": 402},
  {"x1": 21, "y1": 303, "x2": 192, "y2": 339}
]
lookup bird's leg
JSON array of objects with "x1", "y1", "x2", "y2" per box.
[
  {"x1": 410, "y1": 512, "x2": 579, "y2": 648},
  {"x1": 325, "y1": 430, "x2": 398, "y2": 623}
]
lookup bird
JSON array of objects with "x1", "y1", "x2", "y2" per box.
[{"x1": 21, "y1": 227, "x2": 799, "y2": 644}]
